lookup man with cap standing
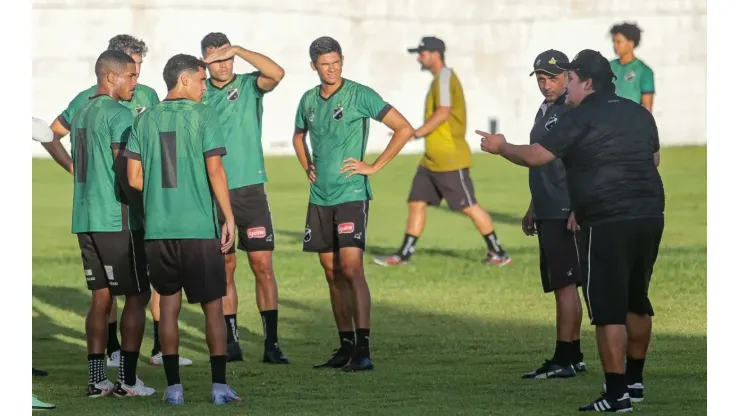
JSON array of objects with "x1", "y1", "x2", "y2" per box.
[
  {"x1": 521, "y1": 49, "x2": 587, "y2": 380},
  {"x1": 476, "y1": 49, "x2": 664, "y2": 412},
  {"x1": 373, "y1": 36, "x2": 512, "y2": 267}
]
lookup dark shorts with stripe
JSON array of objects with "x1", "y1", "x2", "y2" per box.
[
  {"x1": 77, "y1": 230, "x2": 149, "y2": 296},
  {"x1": 408, "y1": 166, "x2": 477, "y2": 211},
  {"x1": 580, "y1": 218, "x2": 664, "y2": 326},
  {"x1": 217, "y1": 184, "x2": 275, "y2": 255},
  {"x1": 144, "y1": 239, "x2": 226, "y2": 304},
  {"x1": 302, "y1": 201, "x2": 369, "y2": 253},
  {"x1": 536, "y1": 219, "x2": 581, "y2": 293}
]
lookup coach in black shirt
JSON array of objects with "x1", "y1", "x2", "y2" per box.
[
  {"x1": 521, "y1": 49, "x2": 587, "y2": 381},
  {"x1": 477, "y1": 49, "x2": 664, "y2": 413}
]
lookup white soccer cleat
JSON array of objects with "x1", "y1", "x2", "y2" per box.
[
  {"x1": 112, "y1": 377, "x2": 156, "y2": 397},
  {"x1": 107, "y1": 350, "x2": 120, "y2": 368},
  {"x1": 149, "y1": 351, "x2": 193, "y2": 366},
  {"x1": 87, "y1": 379, "x2": 115, "y2": 398}
]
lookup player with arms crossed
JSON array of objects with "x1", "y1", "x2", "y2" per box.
[
  {"x1": 41, "y1": 34, "x2": 192, "y2": 368},
  {"x1": 200, "y1": 32, "x2": 289, "y2": 364},
  {"x1": 70, "y1": 50, "x2": 154, "y2": 397},
  {"x1": 124, "y1": 54, "x2": 241, "y2": 405},
  {"x1": 293, "y1": 36, "x2": 415, "y2": 372}
]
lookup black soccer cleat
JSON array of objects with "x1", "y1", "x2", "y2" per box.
[
  {"x1": 313, "y1": 347, "x2": 353, "y2": 369},
  {"x1": 341, "y1": 349, "x2": 374, "y2": 372},
  {"x1": 32, "y1": 368, "x2": 49, "y2": 377},
  {"x1": 263, "y1": 343, "x2": 290, "y2": 364},
  {"x1": 602, "y1": 382, "x2": 644, "y2": 403},
  {"x1": 574, "y1": 359, "x2": 588, "y2": 373},
  {"x1": 579, "y1": 393, "x2": 633, "y2": 412},
  {"x1": 522, "y1": 359, "x2": 576, "y2": 379},
  {"x1": 226, "y1": 342, "x2": 244, "y2": 362}
]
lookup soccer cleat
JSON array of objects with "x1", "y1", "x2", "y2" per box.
[
  {"x1": 149, "y1": 352, "x2": 193, "y2": 366},
  {"x1": 574, "y1": 360, "x2": 588, "y2": 373},
  {"x1": 87, "y1": 379, "x2": 115, "y2": 398},
  {"x1": 579, "y1": 393, "x2": 633, "y2": 412},
  {"x1": 522, "y1": 360, "x2": 576, "y2": 379},
  {"x1": 263, "y1": 343, "x2": 291, "y2": 364},
  {"x1": 212, "y1": 384, "x2": 242, "y2": 405},
  {"x1": 107, "y1": 350, "x2": 120, "y2": 368},
  {"x1": 485, "y1": 252, "x2": 512, "y2": 266},
  {"x1": 32, "y1": 368, "x2": 49, "y2": 377},
  {"x1": 162, "y1": 384, "x2": 185, "y2": 405},
  {"x1": 227, "y1": 342, "x2": 244, "y2": 362},
  {"x1": 32, "y1": 395, "x2": 55, "y2": 411},
  {"x1": 112, "y1": 377, "x2": 156, "y2": 397},
  {"x1": 602, "y1": 382, "x2": 644, "y2": 403},
  {"x1": 372, "y1": 254, "x2": 408, "y2": 267},
  {"x1": 341, "y1": 349, "x2": 374, "y2": 372},
  {"x1": 313, "y1": 347, "x2": 354, "y2": 369}
]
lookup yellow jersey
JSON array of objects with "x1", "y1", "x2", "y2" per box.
[{"x1": 420, "y1": 67, "x2": 472, "y2": 172}]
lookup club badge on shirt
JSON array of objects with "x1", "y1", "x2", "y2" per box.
[
  {"x1": 333, "y1": 104, "x2": 344, "y2": 121},
  {"x1": 227, "y1": 88, "x2": 239, "y2": 101}
]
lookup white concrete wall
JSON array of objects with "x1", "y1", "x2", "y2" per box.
[{"x1": 32, "y1": 0, "x2": 706, "y2": 157}]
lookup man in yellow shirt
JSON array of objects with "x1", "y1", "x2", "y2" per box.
[{"x1": 374, "y1": 36, "x2": 511, "y2": 267}]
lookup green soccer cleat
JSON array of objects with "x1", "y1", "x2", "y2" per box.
[{"x1": 32, "y1": 395, "x2": 56, "y2": 411}]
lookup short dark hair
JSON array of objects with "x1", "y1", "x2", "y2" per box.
[
  {"x1": 573, "y1": 69, "x2": 616, "y2": 94},
  {"x1": 309, "y1": 36, "x2": 342, "y2": 63},
  {"x1": 94, "y1": 50, "x2": 135, "y2": 79},
  {"x1": 107, "y1": 34, "x2": 148, "y2": 57},
  {"x1": 610, "y1": 22, "x2": 643, "y2": 48},
  {"x1": 201, "y1": 32, "x2": 231, "y2": 56},
  {"x1": 163, "y1": 54, "x2": 206, "y2": 91}
]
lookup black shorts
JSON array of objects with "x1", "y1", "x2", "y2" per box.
[
  {"x1": 302, "y1": 201, "x2": 369, "y2": 253},
  {"x1": 77, "y1": 230, "x2": 149, "y2": 296},
  {"x1": 580, "y1": 218, "x2": 664, "y2": 326},
  {"x1": 408, "y1": 166, "x2": 477, "y2": 211},
  {"x1": 536, "y1": 219, "x2": 581, "y2": 293},
  {"x1": 144, "y1": 239, "x2": 226, "y2": 304},
  {"x1": 217, "y1": 184, "x2": 275, "y2": 255}
]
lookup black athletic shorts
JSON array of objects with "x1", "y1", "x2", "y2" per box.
[
  {"x1": 217, "y1": 184, "x2": 275, "y2": 254},
  {"x1": 536, "y1": 219, "x2": 581, "y2": 293},
  {"x1": 77, "y1": 230, "x2": 149, "y2": 296},
  {"x1": 302, "y1": 200, "x2": 369, "y2": 253},
  {"x1": 144, "y1": 239, "x2": 226, "y2": 304},
  {"x1": 580, "y1": 217, "x2": 664, "y2": 326},
  {"x1": 408, "y1": 165, "x2": 477, "y2": 211}
]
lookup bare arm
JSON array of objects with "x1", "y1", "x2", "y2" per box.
[
  {"x1": 366, "y1": 108, "x2": 415, "y2": 172},
  {"x1": 641, "y1": 93, "x2": 654, "y2": 113},
  {"x1": 498, "y1": 143, "x2": 556, "y2": 168},
  {"x1": 653, "y1": 150, "x2": 660, "y2": 167},
  {"x1": 292, "y1": 128, "x2": 312, "y2": 171},
  {"x1": 233, "y1": 47, "x2": 285, "y2": 93},
  {"x1": 127, "y1": 158, "x2": 143, "y2": 192},
  {"x1": 41, "y1": 118, "x2": 74, "y2": 174},
  {"x1": 206, "y1": 155, "x2": 233, "y2": 221},
  {"x1": 414, "y1": 106, "x2": 451, "y2": 138}
]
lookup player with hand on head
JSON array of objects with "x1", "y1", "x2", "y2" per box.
[
  {"x1": 200, "y1": 32, "x2": 289, "y2": 364},
  {"x1": 39, "y1": 34, "x2": 192, "y2": 368},
  {"x1": 124, "y1": 54, "x2": 241, "y2": 405},
  {"x1": 293, "y1": 36, "x2": 416, "y2": 372},
  {"x1": 70, "y1": 50, "x2": 154, "y2": 398}
]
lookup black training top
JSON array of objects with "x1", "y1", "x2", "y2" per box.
[
  {"x1": 529, "y1": 93, "x2": 572, "y2": 220},
  {"x1": 538, "y1": 91, "x2": 665, "y2": 227}
]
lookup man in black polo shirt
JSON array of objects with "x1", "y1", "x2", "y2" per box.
[
  {"x1": 476, "y1": 49, "x2": 664, "y2": 413},
  {"x1": 521, "y1": 49, "x2": 586, "y2": 380}
]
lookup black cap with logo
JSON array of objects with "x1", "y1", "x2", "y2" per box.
[
  {"x1": 530, "y1": 49, "x2": 569, "y2": 76},
  {"x1": 407, "y1": 36, "x2": 446, "y2": 54},
  {"x1": 555, "y1": 49, "x2": 616, "y2": 83}
]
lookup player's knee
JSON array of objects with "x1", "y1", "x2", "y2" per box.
[
  {"x1": 91, "y1": 289, "x2": 112, "y2": 312},
  {"x1": 250, "y1": 256, "x2": 274, "y2": 282},
  {"x1": 225, "y1": 253, "x2": 237, "y2": 274},
  {"x1": 324, "y1": 267, "x2": 339, "y2": 286},
  {"x1": 128, "y1": 289, "x2": 151, "y2": 307},
  {"x1": 408, "y1": 201, "x2": 426, "y2": 215},
  {"x1": 339, "y1": 263, "x2": 364, "y2": 282}
]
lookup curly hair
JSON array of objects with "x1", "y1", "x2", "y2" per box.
[
  {"x1": 107, "y1": 34, "x2": 149, "y2": 57},
  {"x1": 610, "y1": 22, "x2": 643, "y2": 48}
]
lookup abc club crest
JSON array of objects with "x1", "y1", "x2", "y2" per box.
[
  {"x1": 332, "y1": 104, "x2": 344, "y2": 121},
  {"x1": 135, "y1": 106, "x2": 146, "y2": 114},
  {"x1": 227, "y1": 88, "x2": 239, "y2": 101}
]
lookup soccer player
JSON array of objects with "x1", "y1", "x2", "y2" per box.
[
  {"x1": 124, "y1": 54, "x2": 241, "y2": 405},
  {"x1": 521, "y1": 50, "x2": 586, "y2": 379},
  {"x1": 373, "y1": 36, "x2": 511, "y2": 267},
  {"x1": 477, "y1": 49, "x2": 664, "y2": 413},
  {"x1": 293, "y1": 36, "x2": 415, "y2": 371},
  {"x1": 200, "y1": 32, "x2": 289, "y2": 364},
  {"x1": 40, "y1": 34, "x2": 192, "y2": 368},
  {"x1": 69, "y1": 50, "x2": 154, "y2": 397},
  {"x1": 609, "y1": 22, "x2": 655, "y2": 112}
]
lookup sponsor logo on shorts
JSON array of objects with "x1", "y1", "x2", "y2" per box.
[
  {"x1": 247, "y1": 227, "x2": 267, "y2": 239},
  {"x1": 303, "y1": 227, "x2": 312, "y2": 243},
  {"x1": 266, "y1": 234, "x2": 273, "y2": 242},
  {"x1": 338, "y1": 222, "x2": 355, "y2": 234},
  {"x1": 104, "y1": 265, "x2": 118, "y2": 286},
  {"x1": 354, "y1": 232, "x2": 363, "y2": 240},
  {"x1": 85, "y1": 269, "x2": 94, "y2": 282}
]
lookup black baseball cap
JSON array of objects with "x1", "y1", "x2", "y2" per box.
[
  {"x1": 407, "y1": 36, "x2": 446, "y2": 53},
  {"x1": 530, "y1": 49, "x2": 569, "y2": 76},
  {"x1": 555, "y1": 49, "x2": 616, "y2": 83}
]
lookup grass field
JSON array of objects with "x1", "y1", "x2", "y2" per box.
[{"x1": 32, "y1": 146, "x2": 707, "y2": 415}]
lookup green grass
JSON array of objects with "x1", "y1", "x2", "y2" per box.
[{"x1": 32, "y1": 147, "x2": 707, "y2": 415}]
